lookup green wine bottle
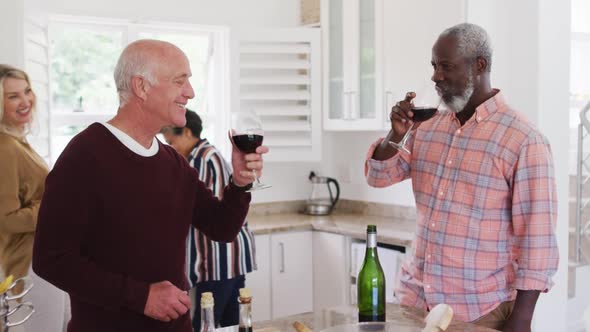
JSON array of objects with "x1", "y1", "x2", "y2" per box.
[{"x1": 357, "y1": 225, "x2": 385, "y2": 322}]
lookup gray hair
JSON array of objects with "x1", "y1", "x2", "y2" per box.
[
  {"x1": 0, "y1": 64, "x2": 36, "y2": 138},
  {"x1": 113, "y1": 40, "x2": 160, "y2": 106},
  {"x1": 440, "y1": 23, "x2": 493, "y2": 72}
]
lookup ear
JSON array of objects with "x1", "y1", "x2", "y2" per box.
[
  {"x1": 182, "y1": 127, "x2": 192, "y2": 138},
  {"x1": 475, "y1": 56, "x2": 488, "y2": 74},
  {"x1": 130, "y1": 76, "x2": 150, "y2": 102}
]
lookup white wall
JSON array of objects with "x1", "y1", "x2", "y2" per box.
[
  {"x1": 535, "y1": 0, "x2": 571, "y2": 331},
  {"x1": 0, "y1": 0, "x2": 25, "y2": 67},
  {"x1": 28, "y1": 0, "x2": 300, "y2": 28},
  {"x1": 325, "y1": 131, "x2": 416, "y2": 206}
]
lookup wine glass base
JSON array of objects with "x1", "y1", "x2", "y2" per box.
[{"x1": 247, "y1": 183, "x2": 272, "y2": 192}]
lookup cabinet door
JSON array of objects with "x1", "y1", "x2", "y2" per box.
[
  {"x1": 322, "y1": 0, "x2": 385, "y2": 130},
  {"x1": 245, "y1": 234, "x2": 271, "y2": 322},
  {"x1": 313, "y1": 232, "x2": 349, "y2": 310},
  {"x1": 270, "y1": 231, "x2": 313, "y2": 318},
  {"x1": 382, "y1": 0, "x2": 465, "y2": 130}
]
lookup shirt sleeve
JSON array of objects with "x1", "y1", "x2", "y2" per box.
[
  {"x1": 365, "y1": 137, "x2": 412, "y2": 187},
  {"x1": 0, "y1": 144, "x2": 38, "y2": 234},
  {"x1": 205, "y1": 151, "x2": 229, "y2": 199},
  {"x1": 511, "y1": 134, "x2": 559, "y2": 292},
  {"x1": 188, "y1": 156, "x2": 250, "y2": 243}
]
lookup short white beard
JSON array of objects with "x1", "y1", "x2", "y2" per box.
[{"x1": 443, "y1": 74, "x2": 475, "y2": 113}]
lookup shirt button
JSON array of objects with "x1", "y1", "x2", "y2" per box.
[
  {"x1": 447, "y1": 159, "x2": 452, "y2": 165},
  {"x1": 431, "y1": 223, "x2": 436, "y2": 228},
  {"x1": 427, "y1": 254, "x2": 432, "y2": 259},
  {"x1": 456, "y1": 129, "x2": 461, "y2": 134},
  {"x1": 477, "y1": 116, "x2": 482, "y2": 121},
  {"x1": 438, "y1": 191, "x2": 444, "y2": 196},
  {"x1": 426, "y1": 284, "x2": 431, "y2": 289}
]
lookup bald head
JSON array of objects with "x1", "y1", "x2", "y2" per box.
[
  {"x1": 114, "y1": 39, "x2": 186, "y2": 106},
  {"x1": 439, "y1": 23, "x2": 493, "y2": 72}
]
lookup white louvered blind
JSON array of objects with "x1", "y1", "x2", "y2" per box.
[
  {"x1": 232, "y1": 28, "x2": 321, "y2": 162},
  {"x1": 24, "y1": 15, "x2": 51, "y2": 164}
]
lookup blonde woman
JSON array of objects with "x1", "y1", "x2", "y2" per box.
[{"x1": 0, "y1": 64, "x2": 66, "y2": 331}]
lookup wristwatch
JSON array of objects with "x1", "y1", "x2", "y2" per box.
[{"x1": 229, "y1": 175, "x2": 253, "y2": 192}]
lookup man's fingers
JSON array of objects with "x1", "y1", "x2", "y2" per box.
[
  {"x1": 246, "y1": 161, "x2": 263, "y2": 171},
  {"x1": 404, "y1": 91, "x2": 416, "y2": 102},
  {"x1": 178, "y1": 291, "x2": 191, "y2": 307},
  {"x1": 239, "y1": 170, "x2": 261, "y2": 178},
  {"x1": 390, "y1": 109, "x2": 411, "y2": 123},
  {"x1": 167, "y1": 309, "x2": 180, "y2": 320},
  {"x1": 171, "y1": 301, "x2": 188, "y2": 317},
  {"x1": 255, "y1": 145, "x2": 269, "y2": 154}
]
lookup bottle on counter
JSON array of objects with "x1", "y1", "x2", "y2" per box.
[
  {"x1": 200, "y1": 292, "x2": 216, "y2": 332},
  {"x1": 238, "y1": 288, "x2": 253, "y2": 332},
  {"x1": 357, "y1": 224, "x2": 386, "y2": 322}
]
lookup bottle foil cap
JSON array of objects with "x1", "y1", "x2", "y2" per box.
[
  {"x1": 201, "y1": 292, "x2": 214, "y2": 308},
  {"x1": 239, "y1": 288, "x2": 252, "y2": 299}
]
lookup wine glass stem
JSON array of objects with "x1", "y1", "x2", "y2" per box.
[
  {"x1": 252, "y1": 169, "x2": 260, "y2": 185},
  {"x1": 400, "y1": 123, "x2": 416, "y2": 147}
]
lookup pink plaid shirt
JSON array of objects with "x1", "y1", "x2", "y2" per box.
[{"x1": 365, "y1": 91, "x2": 558, "y2": 322}]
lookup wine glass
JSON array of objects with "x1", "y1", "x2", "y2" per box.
[
  {"x1": 389, "y1": 83, "x2": 441, "y2": 154},
  {"x1": 230, "y1": 110, "x2": 271, "y2": 191}
]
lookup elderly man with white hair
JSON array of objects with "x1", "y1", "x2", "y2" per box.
[
  {"x1": 366, "y1": 23, "x2": 558, "y2": 332},
  {"x1": 32, "y1": 39, "x2": 268, "y2": 332}
]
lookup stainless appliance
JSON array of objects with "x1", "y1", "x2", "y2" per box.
[{"x1": 304, "y1": 171, "x2": 340, "y2": 215}]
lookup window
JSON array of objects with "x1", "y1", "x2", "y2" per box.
[
  {"x1": 48, "y1": 17, "x2": 230, "y2": 164},
  {"x1": 570, "y1": 0, "x2": 590, "y2": 173}
]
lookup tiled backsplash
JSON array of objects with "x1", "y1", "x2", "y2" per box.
[{"x1": 248, "y1": 199, "x2": 416, "y2": 220}]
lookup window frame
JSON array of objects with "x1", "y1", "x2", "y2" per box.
[
  {"x1": 47, "y1": 15, "x2": 231, "y2": 165},
  {"x1": 569, "y1": 4, "x2": 590, "y2": 175}
]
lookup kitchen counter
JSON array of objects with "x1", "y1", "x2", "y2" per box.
[
  {"x1": 247, "y1": 211, "x2": 416, "y2": 248},
  {"x1": 247, "y1": 303, "x2": 497, "y2": 332}
]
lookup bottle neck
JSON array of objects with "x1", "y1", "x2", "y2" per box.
[
  {"x1": 366, "y1": 232, "x2": 377, "y2": 249},
  {"x1": 200, "y1": 306, "x2": 215, "y2": 332},
  {"x1": 239, "y1": 298, "x2": 253, "y2": 329}
]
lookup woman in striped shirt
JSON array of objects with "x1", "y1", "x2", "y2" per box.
[{"x1": 163, "y1": 109, "x2": 256, "y2": 331}]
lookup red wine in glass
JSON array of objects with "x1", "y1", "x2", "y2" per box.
[
  {"x1": 411, "y1": 107, "x2": 438, "y2": 122},
  {"x1": 230, "y1": 110, "x2": 271, "y2": 191},
  {"x1": 232, "y1": 134, "x2": 264, "y2": 154}
]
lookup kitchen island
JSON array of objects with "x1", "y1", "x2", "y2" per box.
[{"x1": 246, "y1": 303, "x2": 497, "y2": 331}]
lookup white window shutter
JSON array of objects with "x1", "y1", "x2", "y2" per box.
[
  {"x1": 231, "y1": 28, "x2": 322, "y2": 162},
  {"x1": 24, "y1": 14, "x2": 51, "y2": 165}
]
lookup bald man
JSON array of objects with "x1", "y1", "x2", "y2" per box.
[{"x1": 33, "y1": 40, "x2": 268, "y2": 332}]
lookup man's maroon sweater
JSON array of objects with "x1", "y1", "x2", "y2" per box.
[{"x1": 33, "y1": 123, "x2": 250, "y2": 331}]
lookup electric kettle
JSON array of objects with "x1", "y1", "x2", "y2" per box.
[{"x1": 304, "y1": 171, "x2": 340, "y2": 215}]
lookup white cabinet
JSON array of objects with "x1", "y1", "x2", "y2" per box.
[
  {"x1": 322, "y1": 0, "x2": 466, "y2": 131},
  {"x1": 270, "y1": 231, "x2": 313, "y2": 318},
  {"x1": 246, "y1": 234, "x2": 272, "y2": 322},
  {"x1": 246, "y1": 231, "x2": 313, "y2": 321},
  {"x1": 322, "y1": 0, "x2": 385, "y2": 130},
  {"x1": 313, "y1": 232, "x2": 350, "y2": 310},
  {"x1": 381, "y1": 0, "x2": 466, "y2": 130}
]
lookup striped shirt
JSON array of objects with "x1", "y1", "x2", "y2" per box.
[
  {"x1": 365, "y1": 91, "x2": 558, "y2": 322},
  {"x1": 186, "y1": 139, "x2": 256, "y2": 286}
]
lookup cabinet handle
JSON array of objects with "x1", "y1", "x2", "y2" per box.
[{"x1": 279, "y1": 242, "x2": 285, "y2": 273}]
